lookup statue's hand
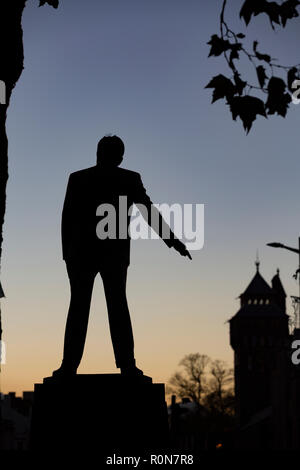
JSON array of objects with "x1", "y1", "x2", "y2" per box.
[{"x1": 172, "y1": 239, "x2": 192, "y2": 260}]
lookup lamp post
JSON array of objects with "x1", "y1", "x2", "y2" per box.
[{"x1": 267, "y1": 237, "x2": 300, "y2": 332}]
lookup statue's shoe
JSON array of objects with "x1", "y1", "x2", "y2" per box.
[{"x1": 120, "y1": 366, "x2": 144, "y2": 377}]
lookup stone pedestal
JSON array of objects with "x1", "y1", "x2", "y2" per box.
[{"x1": 30, "y1": 374, "x2": 169, "y2": 456}]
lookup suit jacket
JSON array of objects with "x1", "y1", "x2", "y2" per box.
[{"x1": 61, "y1": 165, "x2": 176, "y2": 266}]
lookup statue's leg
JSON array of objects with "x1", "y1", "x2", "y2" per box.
[
  {"x1": 61, "y1": 262, "x2": 96, "y2": 372},
  {"x1": 100, "y1": 263, "x2": 135, "y2": 369}
]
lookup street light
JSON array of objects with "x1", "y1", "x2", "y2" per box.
[
  {"x1": 267, "y1": 237, "x2": 300, "y2": 331},
  {"x1": 267, "y1": 242, "x2": 284, "y2": 249}
]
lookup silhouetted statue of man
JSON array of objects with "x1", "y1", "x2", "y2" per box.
[{"x1": 53, "y1": 135, "x2": 191, "y2": 378}]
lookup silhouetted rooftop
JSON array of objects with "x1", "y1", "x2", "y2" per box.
[
  {"x1": 272, "y1": 270, "x2": 287, "y2": 298},
  {"x1": 232, "y1": 262, "x2": 287, "y2": 318},
  {"x1": 240, "y1": 270, "x2": 273, "y2": 298}
]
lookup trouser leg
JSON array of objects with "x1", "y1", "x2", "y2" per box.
[
  {"x1": 62, "y1": 262, "x2": 96, "y2": 371},
  {"x1": 100, "y1": 264, "x2": 135, "y2": 368}
]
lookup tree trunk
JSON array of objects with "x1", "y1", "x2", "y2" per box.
[{"x1": 0, "y1": 0, "x2": 27, "y2": 302}]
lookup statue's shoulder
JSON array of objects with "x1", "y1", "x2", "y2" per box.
[
  {"x1": 69, "y1": 166, "x2": 97, "y2": 180},
  {"x1": 68, "y1": 166, "x2": 141, "y2": 184},
  {"x1": 116, "y1": 167, "x2": 141, "y2": 180}
]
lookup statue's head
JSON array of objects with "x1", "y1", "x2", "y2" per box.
[{"x1": 96, "y1": 135, "x2": 125, "y2": 167}]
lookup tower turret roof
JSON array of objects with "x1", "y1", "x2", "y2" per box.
[{"x1": 231, "y1": 262, "x2": 287, "y2": 320}]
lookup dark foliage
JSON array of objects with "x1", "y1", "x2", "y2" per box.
[
  {"x1": 206, "y1": 0, "x2": 300, "y2": 132},
  {"x1": 240, "y1": 0, "x2": 300, "y2": 29}
]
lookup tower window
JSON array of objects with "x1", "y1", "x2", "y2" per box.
[
  {"x1": 259, "y1": 299, "x2": 263, "y2": 305},
  {"x1": 266, "y1": 299, "x2": 270, "y2": 305},
  {"x1": 248, "y1": 299, "x2": 252, "y2": 305},
  {"x1": 254, "y1": 299, "x2": 258, "y2": 304}
]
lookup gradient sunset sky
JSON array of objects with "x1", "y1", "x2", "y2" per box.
[{"x1": 1, "y1": 0, "x2": 300, "y2": 396}]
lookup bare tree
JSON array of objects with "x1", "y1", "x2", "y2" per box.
[
  {"x1": 204, "y1": 360, "x2": 234, "y2": 416},
  {"x1": 167, "y1": 353, "x2": 211, "y2": 405},
  {"x1": 210, "y1": 359, "x2": 233, "y2": 399},
  {"x1": 167, "y1": 354, "x2": 234, "y2": 415}
]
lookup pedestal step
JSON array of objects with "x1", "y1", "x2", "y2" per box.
[{"x1": 30, "y1": 374, "x2": 169, "y2": 455}]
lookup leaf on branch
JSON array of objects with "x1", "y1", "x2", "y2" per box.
[
  {"x1": 229, "y1": 43, "x2": 242, "y2": 63},
  {"x1": 240, "y1": 0, "x2": 299, "y2": 28},
  {"x1": 280, "y1": 0, "x2": 300, "y2": 27},
  {"x1": 39, "y1": 0, "x2": 59, "y2": 8},
  {"x1": 234, "y1": 72, "x2": 247, "y2": 95},
  {"x1": 287, "y1": 67, "x2": 300, "y2": 92},
  {"x1": 265, "y1": 76, "x2": 292, "y2": 116},
  {"x1": 207, "y1": 35, "x2": 232, "y2": 57},
  {"x1": 256, "y1": 65, "x2": 268, "y2": 89},
  {"x1": 240, "y1": 0, "x2": 266, "y2": 25},
  {"x1": 236, "y1": 33, "x2": 246, "y2": 39},
  {"x1": 228, "y1": 96, "x2": 267, "y2": 133},
  {"x1": 264, "y1": 2, "x2": 281, "y2": 28},
  {"x1": 205, "y1": 74, "x2": 236, "y2": 103},
  {"x1": 253, "y1": 41, "x2": 271, "y2": 63}
]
